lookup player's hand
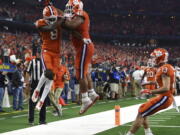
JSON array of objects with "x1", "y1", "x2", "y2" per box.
[
  {"x1": 140, "y1": 89, "x2": 152, "y2": 95},
  {"x1": 63, "y1": 74, "x2": 68, "y2": 80},
  {"x1": 141, "y1": 81, "x2": 150, "y2": 86},
  {"x1": 57, "y1": 15, "x2": 66, "y2": 24}
]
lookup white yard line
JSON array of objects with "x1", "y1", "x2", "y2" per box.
[
  {"x1": 0, "y1": 96, "x2": 180, "y2": 135},
  {"x1": 162, "y1": 112, "x2": 180, "y2": 114},
  {"x1": 98, "y1": 102, "x2": 106, "y2": 104},
  {"x1": 150, "y1": 117, "x2": 172, "y2": 120},
  {"x1": 62, "y1": 108, "x2": 68, "y2": 110},
  {"x1": 149, "y1": 120, "x2": 166, "y2": 122},
  {"x1": 12, "y1": 114, "x2": 27, "y2": 118},
  {"x1": 108, "y1": 100, "x2": 115, "y2": 103},
  {"x1": 124, "y1": 125, "x2": 180, "y2": 128},
  {"x1": 71, "y1": 106, "x2": 80, "y2": 109},
  {"x1": 0, "y1": 118, "x2": 5, "y2": 120}
]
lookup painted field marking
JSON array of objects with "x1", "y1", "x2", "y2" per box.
[
  {"x1": 162, "y1": 112, "x2": 180, "y2": 114},
  {"x1": 0, "y1": 118, "x2": 5, "y2": 120},
  {"x1": 0, "y1": 96, "x2": 179, "y2": 135},
  {"x1": 12, "y1": 114, "x2": 27, "y2": 118},
  {"x1": 108, "y1": 101, "x2": 115, "y2": 103},
  {"x1": 71, "y1": 106, "x2": 80, "y2": 109},
  {"x1": 98, "y1": 102, "x2": 106, "y2": 104},
  {"x1": 149, "y1": 120, "x2": 166, "y2": 122},
  {"x1": 124, "y1": 125, "x2": 180, "y2": 128},
  {"x1": 150, "y1": 117, "x2": 172, "y2": 120}
]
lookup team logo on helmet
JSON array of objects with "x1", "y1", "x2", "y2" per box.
[
  {"x1": 64, "y1": 0, "x2": 83, "y2": 18},
  {"x1": 43, "y1": 5, "x2": 58, "y2": 24},
  {"x1": 150, "y1": 48, "x2": 169, "y2": 66}
]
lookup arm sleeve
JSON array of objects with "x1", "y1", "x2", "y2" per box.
[{"x1": 35, "y1": 19, "x2": 47, "y2": 28}]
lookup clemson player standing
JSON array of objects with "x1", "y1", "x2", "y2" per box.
[
  {"x1": 141, "y1": 59, "x2": 157, "y2": 90},
  {"x1": 126, "y1": 48, "x2": 175, "y2": 135},
  {"x1": 31, "y1": 4, "x2": 63, "y2": 110},
  {"x1": 61, "y1": 0, "x2": 99, "y2": 114}
]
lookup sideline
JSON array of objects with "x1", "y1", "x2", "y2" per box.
[{"x1": 0, "y1": 96, "x2": 180, "y2": 135}]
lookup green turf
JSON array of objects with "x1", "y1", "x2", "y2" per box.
[
  {"x1": 1, "y1": 97, "x2": 179, "y2": 135},
  {"x1": 0, "y1": 97, "x2": 145, "y2": 133},
  {"x1": 96, "y1": 109, "x2": 180, "y2": 135}
]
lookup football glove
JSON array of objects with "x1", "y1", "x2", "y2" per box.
[
  {"x1": 140, "y1": 89, "x2": 152, "y2": 95},
  {"x1": 141, "y1": 81, "x2": 150, "y2": 86}
]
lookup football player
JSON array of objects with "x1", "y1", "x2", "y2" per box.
[
  {"x1": 61, "y1": 0, "x2": 99, "y2": 114},
  {"x1": 141, "y1": 58, "x2": 157, "y2": 91},
  {"x1": 31, "y1": 4, "x2": 63, "y2": 110},
  {"x1": 126, "y1": 48, "x2": 175, "y2": 135}
]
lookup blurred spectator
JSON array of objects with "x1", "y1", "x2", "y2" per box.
[
  {"x1": 0, "y1": 71, "x2": 5, "y2": 112},
  {"x1": 2, "y1": 46, "x2": 10, "y2": 63},
  {"x1": 132, "y1": 66, "x2": 144, "y2": 99},
  {"x1": 12, "y1": 63, "x2": 24, "y2": 110}
]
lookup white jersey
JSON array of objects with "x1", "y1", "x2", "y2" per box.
[{"x1": 132, "y1": 69, "x2": 144, "y2": 81}]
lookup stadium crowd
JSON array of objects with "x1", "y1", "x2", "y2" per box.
[
  {"x1": 0, "y1": 0, "x2": 180, "y2": 125},
  {"x1": 1, "y1": 0, "x2": 180, "y2": 36},
  {"x1": 0, "y1": 31, "x2": 180, "y2": 113},
  {"x1": 85, "y1": 0, "x2": 180, "y2": 13}
]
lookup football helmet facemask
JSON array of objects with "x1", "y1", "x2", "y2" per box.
[
  {"x1": 43, "y1": 5, "x2": 58, "y2": 25},
  {"x1": 150, "y1": 48, "x2": 169, "y2": 66},
  {"x1": 64, "y1": 0, "x2": 83, "y2": 18}
]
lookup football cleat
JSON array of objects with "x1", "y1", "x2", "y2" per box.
[
  {"x1": 79, "y1": 97, "x2": 93, "y2": 115},
  {"x1": 35, "y1": 101, "x2": 44, "y2": 111},
  {"x1": 145, "y1": 132, "x2": 154, "y2": 135},
  {"x1": 31, "y1": 90, "x2": 40, "y2": 103},
  {"x1": 89, "y1": 92, "x2": 99, "y2": 104},
  {"x1": 175, "y1": 107, "x2": 180, "y2": 113},
  {"x1": 173, "y1": 100, "x2": 180, "y2": 112}
]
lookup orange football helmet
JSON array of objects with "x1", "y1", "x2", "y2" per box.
[
  {"x1": 150, "y1": 48, "x2": 169, "y2": 66},
  {"x1": 64, "y1": 0, "x2": 83, "y2": 18},
  {"x1": 43, "y1": 5, "x2": 58, "y2": 24}
]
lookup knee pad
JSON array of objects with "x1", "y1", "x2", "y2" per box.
[{"x1": 44, "y1": 69, "x2": 54, "y2": 80}]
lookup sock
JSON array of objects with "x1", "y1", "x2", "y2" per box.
[
  {"x1": 81, "y1": 92, "x2": 91, "y2": 103},
  {"x1": 88, "y1": 89, "x2": 96, "y2": 96},
  {"x1": 35, "y1": 73, "x2": 48, "y2": 92},
  {"x1": 40, "y1": 79, "x2": 53, "y2": 102},
  {"x1": 126, "y1": 131, "x2": 134, "y2": 135},
  {"x1": 144, "y1": 128, "x2": 152, "y2": 133},
  {"x1": 88, "y1": 89, "x2": 95, "y2": 93},
  {"x1": 81, "y1": 92, "x2": 88, "y2": 98}
]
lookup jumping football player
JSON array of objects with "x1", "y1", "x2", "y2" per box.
[
  {"x1": 31, "y1": 3, "x2": 63, "y2": 110},
  {"x1": 61, "y1": 0, "x2": 99, "y2": 114}
]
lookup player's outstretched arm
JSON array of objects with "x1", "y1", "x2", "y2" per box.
[
  {"x1": 62, "y1": 16, "x2": 84, "y2": 30},
  {"x1": 35, "y1": 17, "x2": 63, "y2": 32},
  {"x1": 141, "y1": 81, "x2": 156, "y2": 86},
  {"x1": 36, "y1": 21, "x2": 59, "y2": 32}
]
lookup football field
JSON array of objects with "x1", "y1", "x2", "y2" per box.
[{"x1": 0, "y1": 96, "x2": 180, "y2": 135}]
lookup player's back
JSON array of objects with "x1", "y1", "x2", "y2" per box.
[
  {"x1": 72, "y1": 11, "x2": 91, "y2": 49},
  {"x1": 156, "y1": 63, "x2": 175, "y2": 96},
  {"x1": 35, "y1": 19, "x2": 61, "y2": 54}
]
